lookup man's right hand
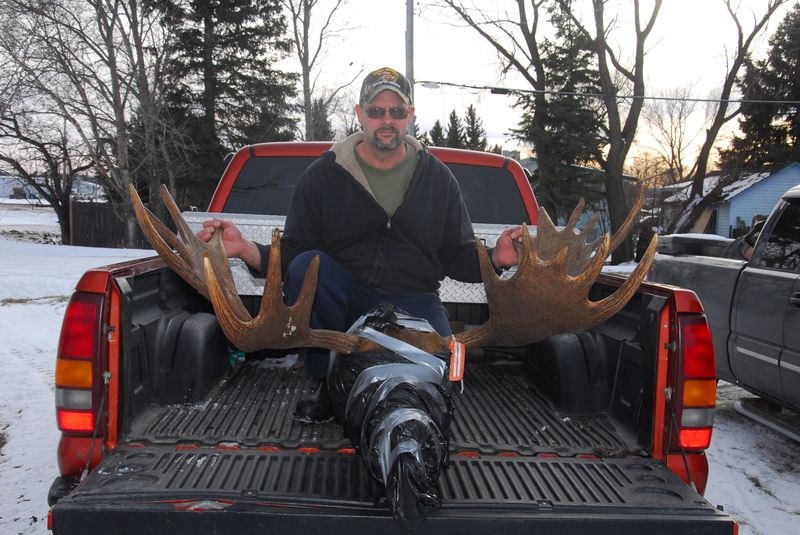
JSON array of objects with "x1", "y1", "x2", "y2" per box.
[{"x1": 197, "y1": 218, "x2": 262, "y2": 270}]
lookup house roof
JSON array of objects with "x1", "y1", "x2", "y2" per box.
[{"x1": 663, "y1": 170, "x2": 772, "y2": 204}]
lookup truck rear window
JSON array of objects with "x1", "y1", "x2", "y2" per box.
[
  {"x1": 224, "y1": 156, "x2": 317, "y2": 216},
  {"x1": 223, "y1": 155, "x2": 531, "y2": 225},
  {"x1": 445, "y1": 162, "x2": 530, "y2": 225}
]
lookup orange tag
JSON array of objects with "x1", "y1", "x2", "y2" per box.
[{"x1": 448, "y1": 337, "x2": 466, "y2": 382}]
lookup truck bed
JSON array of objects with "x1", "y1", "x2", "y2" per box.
[
  {"x1": 127, "y1": 355, "x2": 640, "y2": 455},
  {"x1": 52, "y1": 355, "x2": 734, "y2": 534},
  {"x1": 50, "y1": 267, "x2": 736, "y2": 533}
]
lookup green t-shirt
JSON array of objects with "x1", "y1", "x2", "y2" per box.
[{"x1": 356, "y1": 145, "x2": 418, "y2": 217}]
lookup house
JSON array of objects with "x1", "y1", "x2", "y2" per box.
[
  {"x1": 660, "y1": 162, "x2": 800, "y2": 238},
  {"x1": 0, "y1": 174, "x2": 23, "y2": 198}
]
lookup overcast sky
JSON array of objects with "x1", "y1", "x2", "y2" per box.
[{"x1": 292, "y1": 0, "x2": 793, "y2": 156}]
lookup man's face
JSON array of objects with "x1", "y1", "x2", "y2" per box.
[{"x1": 356, "y1": 90, "x2": 414, "y2": 152}]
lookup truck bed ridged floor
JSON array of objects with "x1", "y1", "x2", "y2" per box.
[{"x1": 128, "y1": 357, "x2": 641, "y2": 456}]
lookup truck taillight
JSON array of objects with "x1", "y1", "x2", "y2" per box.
[
  {"x1": 672, "y1": 314, "x2": 716, "y2": 451},
  {"x1": 55, "y1": 291, "x2": 105, "y2": 435}
]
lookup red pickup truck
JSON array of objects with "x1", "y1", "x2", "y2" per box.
[{"x1": 47, "y1": 142, "x2": 736, "y2": 533}]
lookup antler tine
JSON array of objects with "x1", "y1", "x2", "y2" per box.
[
  {"x1": 158, "y1": 184, "x2": 205, "y2": 257},
  {"x1": 128, "y1": 183, "x2": 209, "y2": 299},
  {"x1": 582, "y1": 234, "x2": 658, "y2": 325},
  {"x1": 564, "y1": 197, "x2": 586, "y2": 231},
  {"x1": 203, "y1": 228, "x2": 368, "y2": 355},
  {"x1": 454, "y1": 196, "x2": 658, "y2": 350}
]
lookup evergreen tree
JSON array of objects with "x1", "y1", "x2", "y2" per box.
[
  {"x1": 429, "y1": 120, "x2": 446, "y2": 146},
  {"x1": 308, "y1": 98, "x2": 334, "y2": 140},
  {"x1": 720, "y1": 4, "x2": 800, "y2": 170},
  {"x1": 158, "y1": 0, "x2": 298, "y2": 206},
  {"x1": 418, "y1": 131, "x2": 433, "y2": 146},
  {"x1": 445, "y1": 110, "x2": 465, "y2": 148},
  {"x1": 411, "y1": 122, "x2": 432, "y2": 146},
  {"x1": 463, "y1": 105, "x2": 488, "y2": 151},
  {"x1": 511, "y1": 4, "x2": 605, "y2": 221}
]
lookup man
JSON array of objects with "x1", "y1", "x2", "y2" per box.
[{"x1": 199, "y1": 67, "x2": 519, "y2": 421}]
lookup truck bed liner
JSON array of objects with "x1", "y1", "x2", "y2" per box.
[
  {"x1": 55, "y1": 358, "x2": 735, "y2": 533},
  {"x1": 54, "y1": 445, "x2": 732, "y2": 534},
  {"x1": 70, "y1": 446, "x2": 706, "y2": 509},
  {"x1": 127, "y1": 357, "x2": 641, "y2": 456}
]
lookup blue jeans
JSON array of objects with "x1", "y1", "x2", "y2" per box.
[{"x1": 283, "y1": 250, "x2": 451, "y2": 378}]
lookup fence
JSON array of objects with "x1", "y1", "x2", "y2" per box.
[{"x1": 70, "y1": 199, "x2": 152, "y2": 249}]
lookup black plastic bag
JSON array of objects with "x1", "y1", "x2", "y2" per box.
[{"x1": 328, "y1": 304, "x2": 453, "y2": 530}]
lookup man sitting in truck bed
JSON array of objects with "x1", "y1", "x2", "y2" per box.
[{"x1": 198, "y1": 67, "x2": 521, "y2": 422}]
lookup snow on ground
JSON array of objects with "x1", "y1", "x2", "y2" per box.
[
  {"x1": 0, "y1": 204, "x2": 151, "y2": 534},
  {"x1": 0, "y1": 204, "x2": 798, "y2": 534}
]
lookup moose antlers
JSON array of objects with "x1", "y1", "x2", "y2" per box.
[
  {"x1": 129, "y1": 184, "x2": 656, "y2": 355},
  {"x1": 459, "y1": 188, "x2": 657, "y2": 348},
  {"x1": 129, "y1": 184, "x2": 367, "y2": 354}
]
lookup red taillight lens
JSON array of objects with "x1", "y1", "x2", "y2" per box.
[
  {"x1": 58, "y1": 293, "x2": 104, "y2": 359},
  {"x1": 682, "y1": 319, "x2": 716, "y2": 377},
  {"x1": 671, "y1": 314, "x2": 716, "y2": 453},
  {"x1": 679, "y1": 428, "x2": 713, "y2": 450},
  {"x1": 57, "y1": 409, "x2": 95, "y2": 434},
  {"x1": 56, "y1": 291, "x2": 105, "y2": 436}
]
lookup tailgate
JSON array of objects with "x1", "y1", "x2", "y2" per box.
[{"x1": 52, "y1": 448, "x2": 734, "y2": 534}]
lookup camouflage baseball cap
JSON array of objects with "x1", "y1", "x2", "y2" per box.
[{"x1": 359, "y1": 67, "x2": 413, "y2": 105}]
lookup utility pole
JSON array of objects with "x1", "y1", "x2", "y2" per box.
[{"x1": 406, "y1": 0, "x2": 415, "y2": 134}]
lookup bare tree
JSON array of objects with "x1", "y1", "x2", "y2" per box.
[
  {"x1": 624, "y1": 150, "x2": 672, "y2": 230},
  {"x1": 280, "y1": 0, "x2": 360, "y2": 140},
  {"x1": 668, "y1": 0, "x2": 787, "y2": 233},
  {"x1": 556, "y1": 0, "x2": 662, "y2": 262},
  {"x1": 0, "y1": 105, "x2": 94, "y2": 244},
  {"x1": 437, "y1": 1, "x2": 566, "y2": 218},
  {"x1": 642, "y1": 87, "x2": 699, "y2": 185},
  {"x1": 120, "y1": 0, "x2": 177, "y2": 219},
  {"x1": 0, "y1": 0, "x2": 185, "y2": 246},
  {"x1": 328, "y1": 89, "x2": 359, "y2": 139},
  {"x1": 626, "y1": 150, "x2": 670, "y2": 189},
  {"x1": 440, "y1": 1, "x2": 660, "y2": 261},
  {"x1": 0, "y1": 3, "x2": 94, "y2": 243}
]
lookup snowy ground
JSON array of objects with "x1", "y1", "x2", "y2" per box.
[{"x1": 0, "y1": 203, "x2": 798, "y2": 534}]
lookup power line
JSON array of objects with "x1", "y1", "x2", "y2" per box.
[{"x1": 417, "y1": 80, "x2": 800, "y2": 106}]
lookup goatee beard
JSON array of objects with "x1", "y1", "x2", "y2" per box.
[{"x1": 372, "y1": 128, "x2": 402, "y2": 151}]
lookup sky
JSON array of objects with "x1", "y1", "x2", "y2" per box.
[
  {"x1": 293, "y1": 0, "x2": 795, "y2": 157},
  {"x1": 1, "y1": 202, "x2": 799, "y2": 534}
]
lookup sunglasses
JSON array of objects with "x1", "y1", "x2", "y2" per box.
[{"x1": 364, "y1": 106, "x2": 411, "y2": 120}]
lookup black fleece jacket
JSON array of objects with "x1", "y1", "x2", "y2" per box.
[{"x1": 253, "y1": 133, "x2": 484, "y2": 294}]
